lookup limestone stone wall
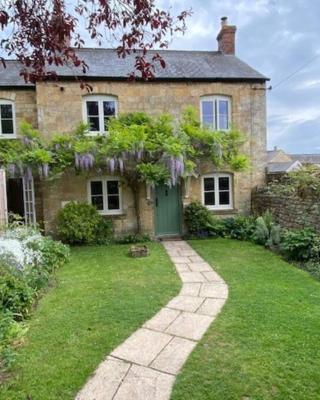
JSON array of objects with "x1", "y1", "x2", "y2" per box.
[
  {"x1": 41, "y1": 171, "x2": 154, "y2": 236},
  {"x1": 0, "y1": 89, "x2": 37, "y2": 133},
  {"x1": 252, "y1": 189, "x2": 320, "y2": 232}
]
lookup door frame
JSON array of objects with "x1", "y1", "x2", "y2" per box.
[{"x1": 154, "y1": 183, "x2": 182, "y2": 237}]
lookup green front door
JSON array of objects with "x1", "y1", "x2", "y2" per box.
[{"x1": 155, "y1": 184, "x2": 181, "y2": 236}]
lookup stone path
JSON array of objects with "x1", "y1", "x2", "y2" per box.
[{"x1": 76, "y1": 240, "x2": 228, "y2": 400}]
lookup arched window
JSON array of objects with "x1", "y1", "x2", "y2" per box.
[
  {"x1": 0, "y1": 99, "x2": 16, "y2": 138},
  {"x1": 200, "y1": 95, "x2": 231, "y2": 131},
  {"x1": 202, "y1": 173, "x2": 233, "y2": 210},
  {"x1": 83, "y1": 95, "x2": 118, "y2": 134}
]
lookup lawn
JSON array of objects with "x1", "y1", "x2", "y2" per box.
[
  {"x1": 171, "y1": 238, "x2": 320, "y2": 400},
  {"x1": 0, "y1": 243, "x2": 181, "y2": 400}
]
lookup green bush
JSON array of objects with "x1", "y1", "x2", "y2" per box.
[
  {"x1": 301, "y1": 260, "x2": 320, "y2": 280},
  {"x1": 115, "y1": 233, "x2": 151, "y2": 244},
  {"x1": 281, "y1": 228, "x2": 317, "y2": 261},
  {"x1": 184, "y1": 202, "x2": 225, "y2": 238},
  {"x1": 222, "y1": 216, "x2": 256, "y2": 240},
  {"x1": 0, "y1": 265, "x2": 34, "y2": 318},
  {"x1": 252, "y1": 211, "x2": 281, "y2": 249},
  {"x1": 57, "y1": 202, "x2": 113, "y2": 245}
]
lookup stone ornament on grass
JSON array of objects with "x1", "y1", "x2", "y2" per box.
[{"x1": 129, "y1": 245, "x2": 149, "y2": 258}]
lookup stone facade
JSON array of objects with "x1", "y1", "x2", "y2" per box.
[
  {"x1": 252, "y1": 189, "x2": 320, "y2": 232},
  {"x1": 1, "y1": 79, "x2": 267, "y2": 236},
  {"x1": 34, "y1": 80, "x2": 266, "y2": 235}
]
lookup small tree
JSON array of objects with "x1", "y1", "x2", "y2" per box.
[{"x1": 0, "y1": 107, "x2": 249, "y2": 233}]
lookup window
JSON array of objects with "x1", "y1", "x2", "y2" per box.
[
  {"x1": 0, "y1": 100, "x2": 16, "y2": 137},
  {"x1": 202, "y1": 174, "x2": 233, "y2": 210},
  {"x1": 83, "y1": 95, "x2": 117, "y2": 134},
  {"x1": 200, "y1": 96, "x2": 231, "y2": 131},
  {"x1": 88, "y1": 178, "x2": 122, "y2": 214}
]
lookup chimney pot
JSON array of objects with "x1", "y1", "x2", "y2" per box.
[{"x1": 216, "y1": 16, "x2": 236, "y2": 55}]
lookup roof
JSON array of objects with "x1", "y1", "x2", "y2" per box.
[
  {"x1": 267, "y1": 160, "x2": 302, "y2": 174},
  {"x1": 0, "y1": 48, "x2": 268, "y2": 87},
  {"x1": 267, "y1": 148, "x2": 292, "y2": 163},
  {"x1": 290, "y1": 154, "x2": 320, "y2": 165}
]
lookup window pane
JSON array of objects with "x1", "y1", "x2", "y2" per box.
[
  {"x1": 204, "y1": 178, "x2": 215, "y2": 191},
  {"x1": 103, "y1": 101, "x2": 116, "y2": 117},
  {"x1": 92, "y1": 195, "x2": 104, "y2": 210},
  {"x1": 204, "y1": 192, "x2": 215, "y2": 206},
  {"x1": 1, "y1": 104, "x2": 13, "y2": 118},
  {"x1": 107, "y1": 180, "x2": 119, "y2": 195},
  {"x1": 218, "y1": 100, "x2": 229, "y2": 130},
  {"x1": 91, "y1": 181, "x2": 103, "y2": 195},
  {"x1": 88, "y1": 117, "x2": 100, "y2": 131},
  {"x1": 219, "y1": 177, "x2": 230, "y2": 191},
  {"x1": 108, "y1": 195, "x2": 120, "y2": 210},
  {"x1": 219, "y1": 191, "x2": 230, "y2": 205},
  {"x1": 202, "y1": 101, "x2": 214, "y2": 127},
  {"x1": 86, "y1": 101, "x2": 99, "y2": 116},
  {"x1": 1, "y1": 119, "x2": 14, "y2": 134}
]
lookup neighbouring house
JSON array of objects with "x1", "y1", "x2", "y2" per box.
[
  {"x1": 0, "y1": 17, "x2": 268, "y2": 237},
  {"x1": 267, "y1": 146, "x2": 320, "y2": 181}
]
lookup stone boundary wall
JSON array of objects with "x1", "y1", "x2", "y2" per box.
[{"x1": 252, "y1": 189, "x2": 320, "y2": 232}]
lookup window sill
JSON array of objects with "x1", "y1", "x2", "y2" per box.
[
  {"x1": 209, "y1": 208, "x2": 238, "y2": 215},
  {"x1": 0, "y1": 135, "x2": 17, "y2": 139},
  {"x1": 99, "y1": 211, "x2": 125, "y2": 217}
]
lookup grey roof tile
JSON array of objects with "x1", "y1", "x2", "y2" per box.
[
  {"x1": 290, "y1": 154, "x2": 320, "y2": 164},
  {"x1": 0, "y1": 48, "x2": 268, "y2": 87}
]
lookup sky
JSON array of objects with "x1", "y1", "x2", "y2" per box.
[{"x1": 154, "y1": 0, "x2": 320, "y2": 154}]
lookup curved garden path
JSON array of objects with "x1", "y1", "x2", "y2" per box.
[{"x1": 76, "y1": 240, "x2": 228, "y2": 400}]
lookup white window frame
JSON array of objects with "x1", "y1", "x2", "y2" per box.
[
  {"x1": 200, "y1": 95, "x2": 231, "y2": 131},
  {"x1": 82, "y1": 95, "x2": 118, "y2": 136},
  {"x1": 22, "y1": 176, "x2": 36, "y2": 225},
  {"x1": 0, "y1": 99, "x2": 16, "y2": 138},
  {"x1": 201, "y1": 173, "x2": 233, "y2": 210},
  {"x1": 87, "y1": 177, "x2": 122, "y2": 215}
]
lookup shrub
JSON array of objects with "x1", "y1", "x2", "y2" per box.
[
  {"x1": 0, "y1": 265, "x2": 34, "y2": 318},
  {"x1": 301, "y1": 260, "x2": 320, "y2": 280},
  {"x1": 184, "y1": 202, "x2": 225, "y2": 238},
  {"x1": 222, "y1": 216, "x2": 256, "y2": 240},
  {"x1": 115, "y1": 233, "x2": 151, "y2": 244},
  {"x1": 252, "y1": 211, "x2": 281, "y2": 249},
  {"x1": 57, "y1": 201, "x2": 113, "y2": 244},
  {"x1": 281, "y1": 228, "x2": 317, "y2": 261}
]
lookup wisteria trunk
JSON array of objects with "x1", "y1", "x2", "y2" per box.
[{"x1": 129, "y1": 180, "x2": 142, "y2": 235}]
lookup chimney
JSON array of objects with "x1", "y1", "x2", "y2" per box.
[{"x1": 217, "y1": 17, "x2": 237, "y2": 55}]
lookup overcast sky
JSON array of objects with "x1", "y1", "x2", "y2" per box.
[{"x1": 154, "y1": 0, "x2": 320, "y2": 154}]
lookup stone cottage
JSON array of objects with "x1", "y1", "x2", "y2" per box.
[{"x1": 0, "y1": 18, "x2": 268, "y2": 237}]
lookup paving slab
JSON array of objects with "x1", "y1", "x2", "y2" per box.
[
  {"x1": 179, "y1": 283, "x2": 201, "y2": 297},
  {"x1": 75, "y1": 356, "x2": 130, "y2": 400},
  {"x1": 178, "y1": 250, "x2": 198, "y2": 257},
  {"x1": 167, "y1": 295, "x2": 204, "y2": 313},
  {"x1": 114, "y1": 365, "x2": 175, "y2": 400},
  {"x1": 111, "y1": 328, "x2": 173, "y2": 366},
  {"x1": 187, "y1": 262, "x2": 212, "y2": 272},
  {"x1": 188, "y1": 255, "x2": 204, "y2": 263},
  {"x1": 166, "y1": 312, "x2": 213, "y2": 340},
  {"x1": 143, "y1": 308, "x2": 180, "y2": 332},
  {"x1": 202, "y1": 270, "x2": 224, "y2": 282},
  {"x1": 151, "y1": 337, "x2": 197, "y2": 375},
  {"x1": 199, "y1": 283, "x2": 229, "y2": 299},
  {"x1": 174, "y1": 263, "x2": 191, "y2": 273},
  {"x1": 171, "y1": 256, "x2": 191, "y2": 264},
  {"x1": 197, "y1": 298, "x2": 226, "y2": 316},
  {"x1": 179, "y1": 271, "x2": 207, "y2": 283}
]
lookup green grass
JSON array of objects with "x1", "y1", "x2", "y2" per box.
[
  {"x1": 1, "y1": 243, "x2": 181, "y2": 400},
  {"x1": 171, "y1": 238, "x2": 320, "y2": 400}
]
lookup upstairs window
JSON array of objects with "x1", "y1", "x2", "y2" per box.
[
  {"x1": 88, "y1": 178, "x2": 122, "y2": 215},
  {"x1": 200, "y1": 96, "x2": 231, "y2": 131},
  {"x1": 83, "y1": 95, "x2": 117, "y2": 134},
  {"x1": 202, "y1": 173, "x2": 233, "y2": 210},
  {"x1": 0, "y1": 100, "x2": 16, "y2": 138}
]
